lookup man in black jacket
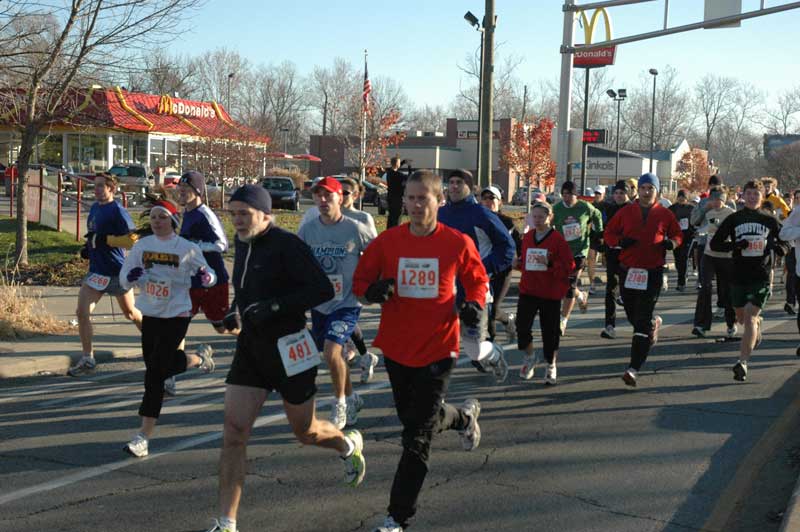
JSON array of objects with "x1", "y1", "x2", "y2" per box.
[
  {"x1": 383, "y1": 156, "x2": 407, "y2": 228},
  {"x1": 600, "y1": 180, "x2": 630, "y2": 340},
  {"x1": 203, "y1": 185, "x2": 365, "y2": 532},
  {"x1": 668, "y1": 189, "x2": 695, "y2": 291}
]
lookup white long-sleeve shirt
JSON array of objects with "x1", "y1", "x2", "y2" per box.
[
  {"x1": 120, "y1": 234, "x2": 216, "y2": 318},
  {"x1": 780, "y1": 206, "x2": 800, "y2": 276}
]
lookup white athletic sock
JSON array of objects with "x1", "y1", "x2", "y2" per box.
[
  {"x1": 738, "y1": 360, "x2": 747, "y2": 367},
  {"x1": 336, "y1": 396, "x2": 346, "y2": 405},
  {"x1": 219, "y1": 516, "x2": 236, "y2": 531},
  {"x1": 341, "y1": 435, "x2": 355, "y2": 458}
]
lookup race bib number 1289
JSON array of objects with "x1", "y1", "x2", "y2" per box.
[{"x1": 397, "y1": 258, "x2": 439, "y2": 299}]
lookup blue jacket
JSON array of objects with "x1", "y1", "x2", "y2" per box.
[{"x1": 439, "y1": 195, "x2": 515, "y2": 278}]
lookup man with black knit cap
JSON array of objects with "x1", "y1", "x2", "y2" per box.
[
  {"x1": 600, "y1": 180, "x2": 630, "y2": 339},
  {"x1": 203, "y1": 184, "x2": 365, "y2": 532},
  {"x1": 668, "y1": 189, "x2": 695, "y2": 291},
  {"x1": 604, "y1": 173, "x2": 682, "y2": 387},
  {"x1": 439, "y1": 169, "x2": 514, "y2": 383}
]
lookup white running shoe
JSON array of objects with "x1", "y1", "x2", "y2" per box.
[
  {"x1": 196, "y1": 344, "x2": 215, "y2": 373},
  {"x1": 622, "y1": 368, "x2": 637, "y2": 387},
  {"x1": 459, "y1": 398, "x2": 481, "y2": 451},
  {"x1": 346, "y1": 393, "x2": 364, "y2": 426},
  {"x1": 342, "y1": 429, "x2": 366, "y2": 487},
  {"x1": 601, "y1": 325, "x2": 616, "y2": 339},
  {"x1": 519, "y1": 351, "x2": 539, "y2": 380},
  {"x1": 578, "y1": 291, "x2": 589, "y2": 313},
  {"x1": 490, "y1": 344, "x2": 508, "y2": 384},
  {"x1": 205, "y1": 520, "x2": 237, "y2": 532},
  {"x1": 164, "y1": 376, "x2": 177, "y2": 397},
  {"x1": 726, "y1": 324, "x2": 738, "y2": 338},
  {"x1": 714, "y1": 306, "x2": 725, "y2": 319},
  {"x1": 373, "y1": 515, "x2": 404, "y2": 532},
  {"x1": 67, "y1": 355, "x2": 96, "y2": 377},
  {"x1": 559, "y1": 317, "x2": 568, "y2": 336},
  {"x1": 651, "y1": 315, "x2": 663, "y2": 346},
  {"x1": 360, "y1": 352, "x2": 379, "y2": 384},
  {"x1": 505, "y1": 312, "x2": 517, "y2": 343},
  {"x1": 330, "y1": 400, "x2": 347, "y2": 430},
  {"x1": 662, "y1": 274, "x2": 669, "y2": 292},
  {"x1": 545, "y1": 363, "x2": 557, "y2": 385},
  {"x1": 124, "y1": 433, "x2": 148, "y2": 458}
]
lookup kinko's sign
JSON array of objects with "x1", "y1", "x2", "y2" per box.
[
  {"x1": 157, "y1": 95, "x2": 217, "y2": 119},
  {"x1": 573, "y1": 8, "x2": 616, "y2": 68}
]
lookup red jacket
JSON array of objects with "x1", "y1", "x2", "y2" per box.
[
  {"x1": 352, "y1": 223, "x2": 488, "y2": 367},
  {"x1": 604, "y1": 202, "x2": 683, "y2": 270},
  {"x1": 518, "y1": 228, "x2": 574, "y2": 300}
]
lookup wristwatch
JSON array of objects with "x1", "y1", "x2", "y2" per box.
[{"x1": 270, "y1": 301, "x2": 280, "y2": 313}]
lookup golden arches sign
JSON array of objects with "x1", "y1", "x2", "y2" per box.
[{"x1": 575, "y1": 8, "x2": 616, "y2": 68}]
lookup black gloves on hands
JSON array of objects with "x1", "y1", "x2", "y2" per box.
[
  {"x1": 734, "y1": 239, "x2": 750, "y2": 250},
  {"x1": 242, "y1": 299, "x2": 281, "y2": 328},
  {"x1": 620, "y1": 237, "x2": 637, "y2": 249},
  {"x1": 80, "y1": 246, "x2": 89, "y2": 260},
  {"x1": 459, "y1": 301, "x2": 483, "y2": 328},
  {"x1": 661, "y1": 239, "x2": 675, "y2": 251},
  {"x1": 222, "y1": 310, "x2": 241, "y2": 331},
  {"x1": 365, "y1": 278, "x2": 395, "y2": 304}
]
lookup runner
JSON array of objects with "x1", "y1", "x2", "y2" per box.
[
  {"x1": 352, "y1": 170, "x2": 486, "y2": 532},
  {"x1": 711, "y1": 180, "x2": 786, "y2": 382},
  {"x1": 68, "y1": 173, "x2": 143, "y2": 376},
  {"x1": 118, "y1": 199, "x2": 216, "y2": 457},
  {"x1": 298, "y1": 176, "x2": 374, "y2": 429},
  {"x1": 588, "y1": 185, "x2": 608, "y2": 295},
  {"x1": 691, "y1": 188, "x2": 736, "y2": 338},
  {"x1": 600, "y1": 180, "x2": 630, "y2": 339},
  {"x1": 204, "y1": 185, "x2": 364, "y2": 532},
  {"x1": 780, "y1": 199, "x2": 800, "y2": 355},
  {"x1": 479, "y1": 185, "x2": 522, "y2": 343},
  {"x1": 516, "y1": 201, "x2": 574, "y2": 384},
  {"x1": 552, "y1": 180, "x2": 603, "y2": 335},
  {"x1": 784, "y1": 189, "x2": 800, "y2": 315},
  {"x1": 439, "y1": 169, "x2": 513, "y2": 382},
  {"x1": 763, "y1": 177, "x2": 790, "y2": 219},
  {"x1": 604, "y1": 173, "x2": 682, "y2": 387},
  {"x1": 166, "y1": 170, "x2": 231, "y2": 396},
  {"x1": 668, "y1": 189, "x2": 695, "y2": 292}
]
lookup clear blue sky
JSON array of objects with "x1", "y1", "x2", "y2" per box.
[{"x1": 173, "y1": 0, "x2": 800, "y2": 107}]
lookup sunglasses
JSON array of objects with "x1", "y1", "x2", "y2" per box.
[
  {"x1": 481, "y1": 194, "x2": 497, "y2": 201},
  {"x1": 342, "y1": 190, "x2": 352, "y2": 196}
]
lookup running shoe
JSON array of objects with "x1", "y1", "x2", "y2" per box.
[
  {"x1": 755, "y1": 316, "x2": 763, "y2": 348},
  {"x1": 373, "y1": 516, "x2": 403, "y2": 532},
  {"x1": 559, "y1": 316, "x2": 568, "y2": 336},
  {"x1": 786, "y1": 303, "x2": 797, "y2": 316},
  {"x1": 343, "y1": 340, "x2": 358, "y2": 366},
  {"x1": 164, "y1": 376, "x2": 177, "y2": 397},
  {"x1": 726, "y1": 325, "x2": 738, "y2": 338},
  {"x1": 651, "y1": 315, "x2": 663, "y2": 346},
  {"x1": 505, "y1": 312, "x2": 517, "y2": 343},
  {"x1": 342, "y1": 429, "x2": 365, "y2": 487},
  {"x1": 714, "y1": 306, "x2": 725, "y2": 319},
  {"x1": 545, "y1": 363, "x2": 557, "y2": 386},
  {"x1": 601, "y1": 325, "x2": 616, "y2": 339},
  {"x1": 662, "y1": 274, "x2": 669, "y2": 292},
  {"x1": 519, "y1": 351, "x2": 539, "y2": 380},
  {"x1": 330, "y1": 401, "x2": 347, "y2": 430},
  {"x1": 588, "y1": 285, "x2": 596, "y2": 295},
  {"x1": 197, "y1": 344, "x2": 215, "y2": 373},
  {"x1": 204, "y1": 520, "x2": 236, "y2": 532},
  {"x1": 346, "y1": 393, "x2": 364, "y2": 426},
  {"x1": 67, "y1": 355, "x2": 96, "y2": 377},
  {"x1": 732, "y1": 361, "x2": 747, "y2": 382},
  {"x1": 622, "y1": 368, "x2": 637, "y2": 387},
  {"x1": 124, "y1": 433, "x2": 148, "y2": 458},
  {"x1": 459, "y1": 398, "x2": 481, "y2": 451},
  {"x1": 360, "y1": 352, "x2": 379, "y2": 384},
  {"x1": 615, "y1": 294, "x2": 624, "y2": 306},
  {"x1": 490, "y1": 344, "x2": 509, "y2": 384},
  {"x1": 691, "y1": 326, "x2": 706, "y2": 338},
  {"x1": 578, "y1": 291, "x2": 589, "y2": 313}
]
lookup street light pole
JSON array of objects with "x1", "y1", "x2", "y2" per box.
[
  {"x1": 479, "y1": 0, "x2": 495, "y2": 189},
  {"x1": 607, "y1": 89, "x2": 626, "y2": 182},
  {"x1": 464, "y1": 11, "x2": 484, "y2": 177},
  {"x1": 227, "y1": 72, "x2": 235, "y2": 113},
  {"x1": 648, "y1": 68, "x2": 658, "y2": 172}
]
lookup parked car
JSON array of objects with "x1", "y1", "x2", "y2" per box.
[
  {"x1": 261, "y1": 176, "x2": 300, "y2": 211},
  {"x1": 163, "y1": 171, "x2": 181, "y2": 187},
  {"x1": 108, "y1": 164, "x2": 152, "y2": 189},
  {"x1": 511, "y1": 186, "x2": 543, "y2": 206}
]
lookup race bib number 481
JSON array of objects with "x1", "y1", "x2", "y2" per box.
[
  {"x1": 277, "y1": 329, "x2": 321, "y2": 377},
  {"x1": 397, "y1": 258, "x2": 439, "y2": 299}
]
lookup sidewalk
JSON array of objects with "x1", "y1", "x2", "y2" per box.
[{"x1": 0, "y1": 286, "x2": 143, "y2": 379}]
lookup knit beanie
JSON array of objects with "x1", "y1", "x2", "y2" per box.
[
  {"x1": 230, "y1": 184, "x2": 272, "y2": 214},
  {"x1": 447, "y1": 169, "x2": 474, "y2": 189},
  {"x1": 638, "y1": 172, "x2": 660, "y2": 191}
]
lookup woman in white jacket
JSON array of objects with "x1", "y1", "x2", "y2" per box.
[{"x1": 119, "y1": 199, "x2": 217, "y2": 458}]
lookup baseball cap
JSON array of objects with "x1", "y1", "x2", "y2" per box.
[
  {"x1": 481, "y1": 185, "x2": 502, "y2": 199},
  {"x1": 593, "y1": 185, "x2": 606, "y2": 195},
  {"x1": 311, "y1": 176, "x2": 343, "y2": 195}
]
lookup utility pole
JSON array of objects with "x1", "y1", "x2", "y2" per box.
[
  {"x1": 520, "y1": 84, "x2": 528, "y2": 192},
  {"x1": 479, "y1": 0, "x2": 495, "y2": 189},
  {"x1": 555, "y1": 0, "x2": 576, "y2": 189},
  {"x1": 580, "y1": 68, "x2": 590, "y2": 193}
]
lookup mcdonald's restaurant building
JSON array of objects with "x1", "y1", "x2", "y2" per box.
[{"x1": 0, "y1": 87, "x2": 269, "y2": 176}]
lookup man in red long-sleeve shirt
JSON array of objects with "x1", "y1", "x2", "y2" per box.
[
  {"x1": 353, "y1": 170, "x2": 488, "y2": 532},
  {"x1": 604, "y1": 173, "x2": 682, "y2": 387}
]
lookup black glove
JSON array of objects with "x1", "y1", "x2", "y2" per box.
[
  {"x1": 620, "y1": 237, "x2": 637, "y2": 249},
  {"x1": 80, "y1": 245, "x2": 89, "y2": 260},
  {"x1": 222, "y1": 309, "x2": 241, "y2": 331},
  {"x1": 734, "y1": 239, "x2": 749, "y2": 250},
  {"x1": 365, "y1": 279, "x2": 395, "y2": 304},
  {"x1": 459, "y1": 301, "x2": 483, "y2": 328},
  {"x1": 242, "y1": 299, "x2": 281, "y2": 328},
  {"x1": 662, "y1": 239, "x2": 675, "y2": 251}
]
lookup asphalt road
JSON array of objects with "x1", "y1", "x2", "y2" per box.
[{"x1": 2, "y1": 266, "x2": 800, "y2": 532}]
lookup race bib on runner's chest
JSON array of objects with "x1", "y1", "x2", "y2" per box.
[
  {"x1": 145, "y1": 279, "x2": 171, "y2": 301},
  {"x1": 742, "y1": 235, "x2": 766, "y2": 257},
  {"x1": 679, "y1": 218, "x2": 689, "y2": 230},
  {"x1": 277, "y1": 329, "x2": 321, "y2": 377},
  {"x1": 86, "y1": 273, "x2": 110, "y2": 291},
  {"x1": 397, "y1": 258, "x2": 439, "y2": 299},
  {"x1": 525, "y1": 248, "x2": 548, "y2": 271},
  {"x1": 328, "y1": 274, "x2": 344, "y2": 301},
  {"x1": 562, "y1": 223, "x2": 581, "y2": 242},
  {"x1": 624, "y1": 268, "x2": 648, "y2": 290}
]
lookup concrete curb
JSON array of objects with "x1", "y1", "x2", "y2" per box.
[
  {"x1": 0, "y1": 347, "x2": 140, "y2": 379},
  {"x1": 780, "y1": 474, "x2": 800, "y2": 532}
]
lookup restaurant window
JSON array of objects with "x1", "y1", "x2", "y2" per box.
[
  {"x1": 80, "y1": 135, "x2": 108, "y2": 173},
  {"x1": 132, "y1": 137, "x2": 147, "y2": 164},
  {"x1": 35, "y1": 134, "x2": 64, "y2": 167},
  {"x1": 112, "y1": 135, "x2": 130, "y2": 164},
  {"x1": 166, "y1": 139, "x2": 180, "y2": 170},
  {"x1": 149, "y1": 138, "x2": 165, "y2": 169}
]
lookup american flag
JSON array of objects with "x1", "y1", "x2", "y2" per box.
[{"x1": 363, "y1": 56, "x2": 372, "y2": 115}]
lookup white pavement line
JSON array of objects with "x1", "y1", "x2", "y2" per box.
[{"x1": 0, "y1": 356, "x2": 477, "y2": 506}]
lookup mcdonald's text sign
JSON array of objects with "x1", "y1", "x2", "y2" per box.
[{"x1": 573, "y1": 8, "x2": 616, "y2": 68}]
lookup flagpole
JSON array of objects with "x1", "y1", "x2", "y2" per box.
[{"x1": 359, "y1": 49, "x2": 367, "y2": 211}]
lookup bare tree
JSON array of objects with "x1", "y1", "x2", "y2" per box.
[
  {"x1": 695, "y1": 74, "x2": 737, "y2": 150},
  {"x1": 307, "y1": 58, "x2": 359, "y2": 137},
  {"x1": 756, "y1": 86, "x2": 800, "y2": 136},
  {"x1": 767, "y1": 142, "x2": 800, "y2": 190},
  {"x1": 0, "y1": 0, "x2": 203, "y2": 265},
  {"x1": 453, "y1": 46, "x2": 525, "y2": 120},
  {"x1": 193, "y1": 47, "x2": 249, "y2": 116},
  {"x1": 712, "y1": 82, "x2": 763, "y2": 179},
  {"x1": 127, "y1": 49, "x2": 200, "y2": 99},
  {"x1": 405, "y1": 104, "x2": 448, "y2": 132}
]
